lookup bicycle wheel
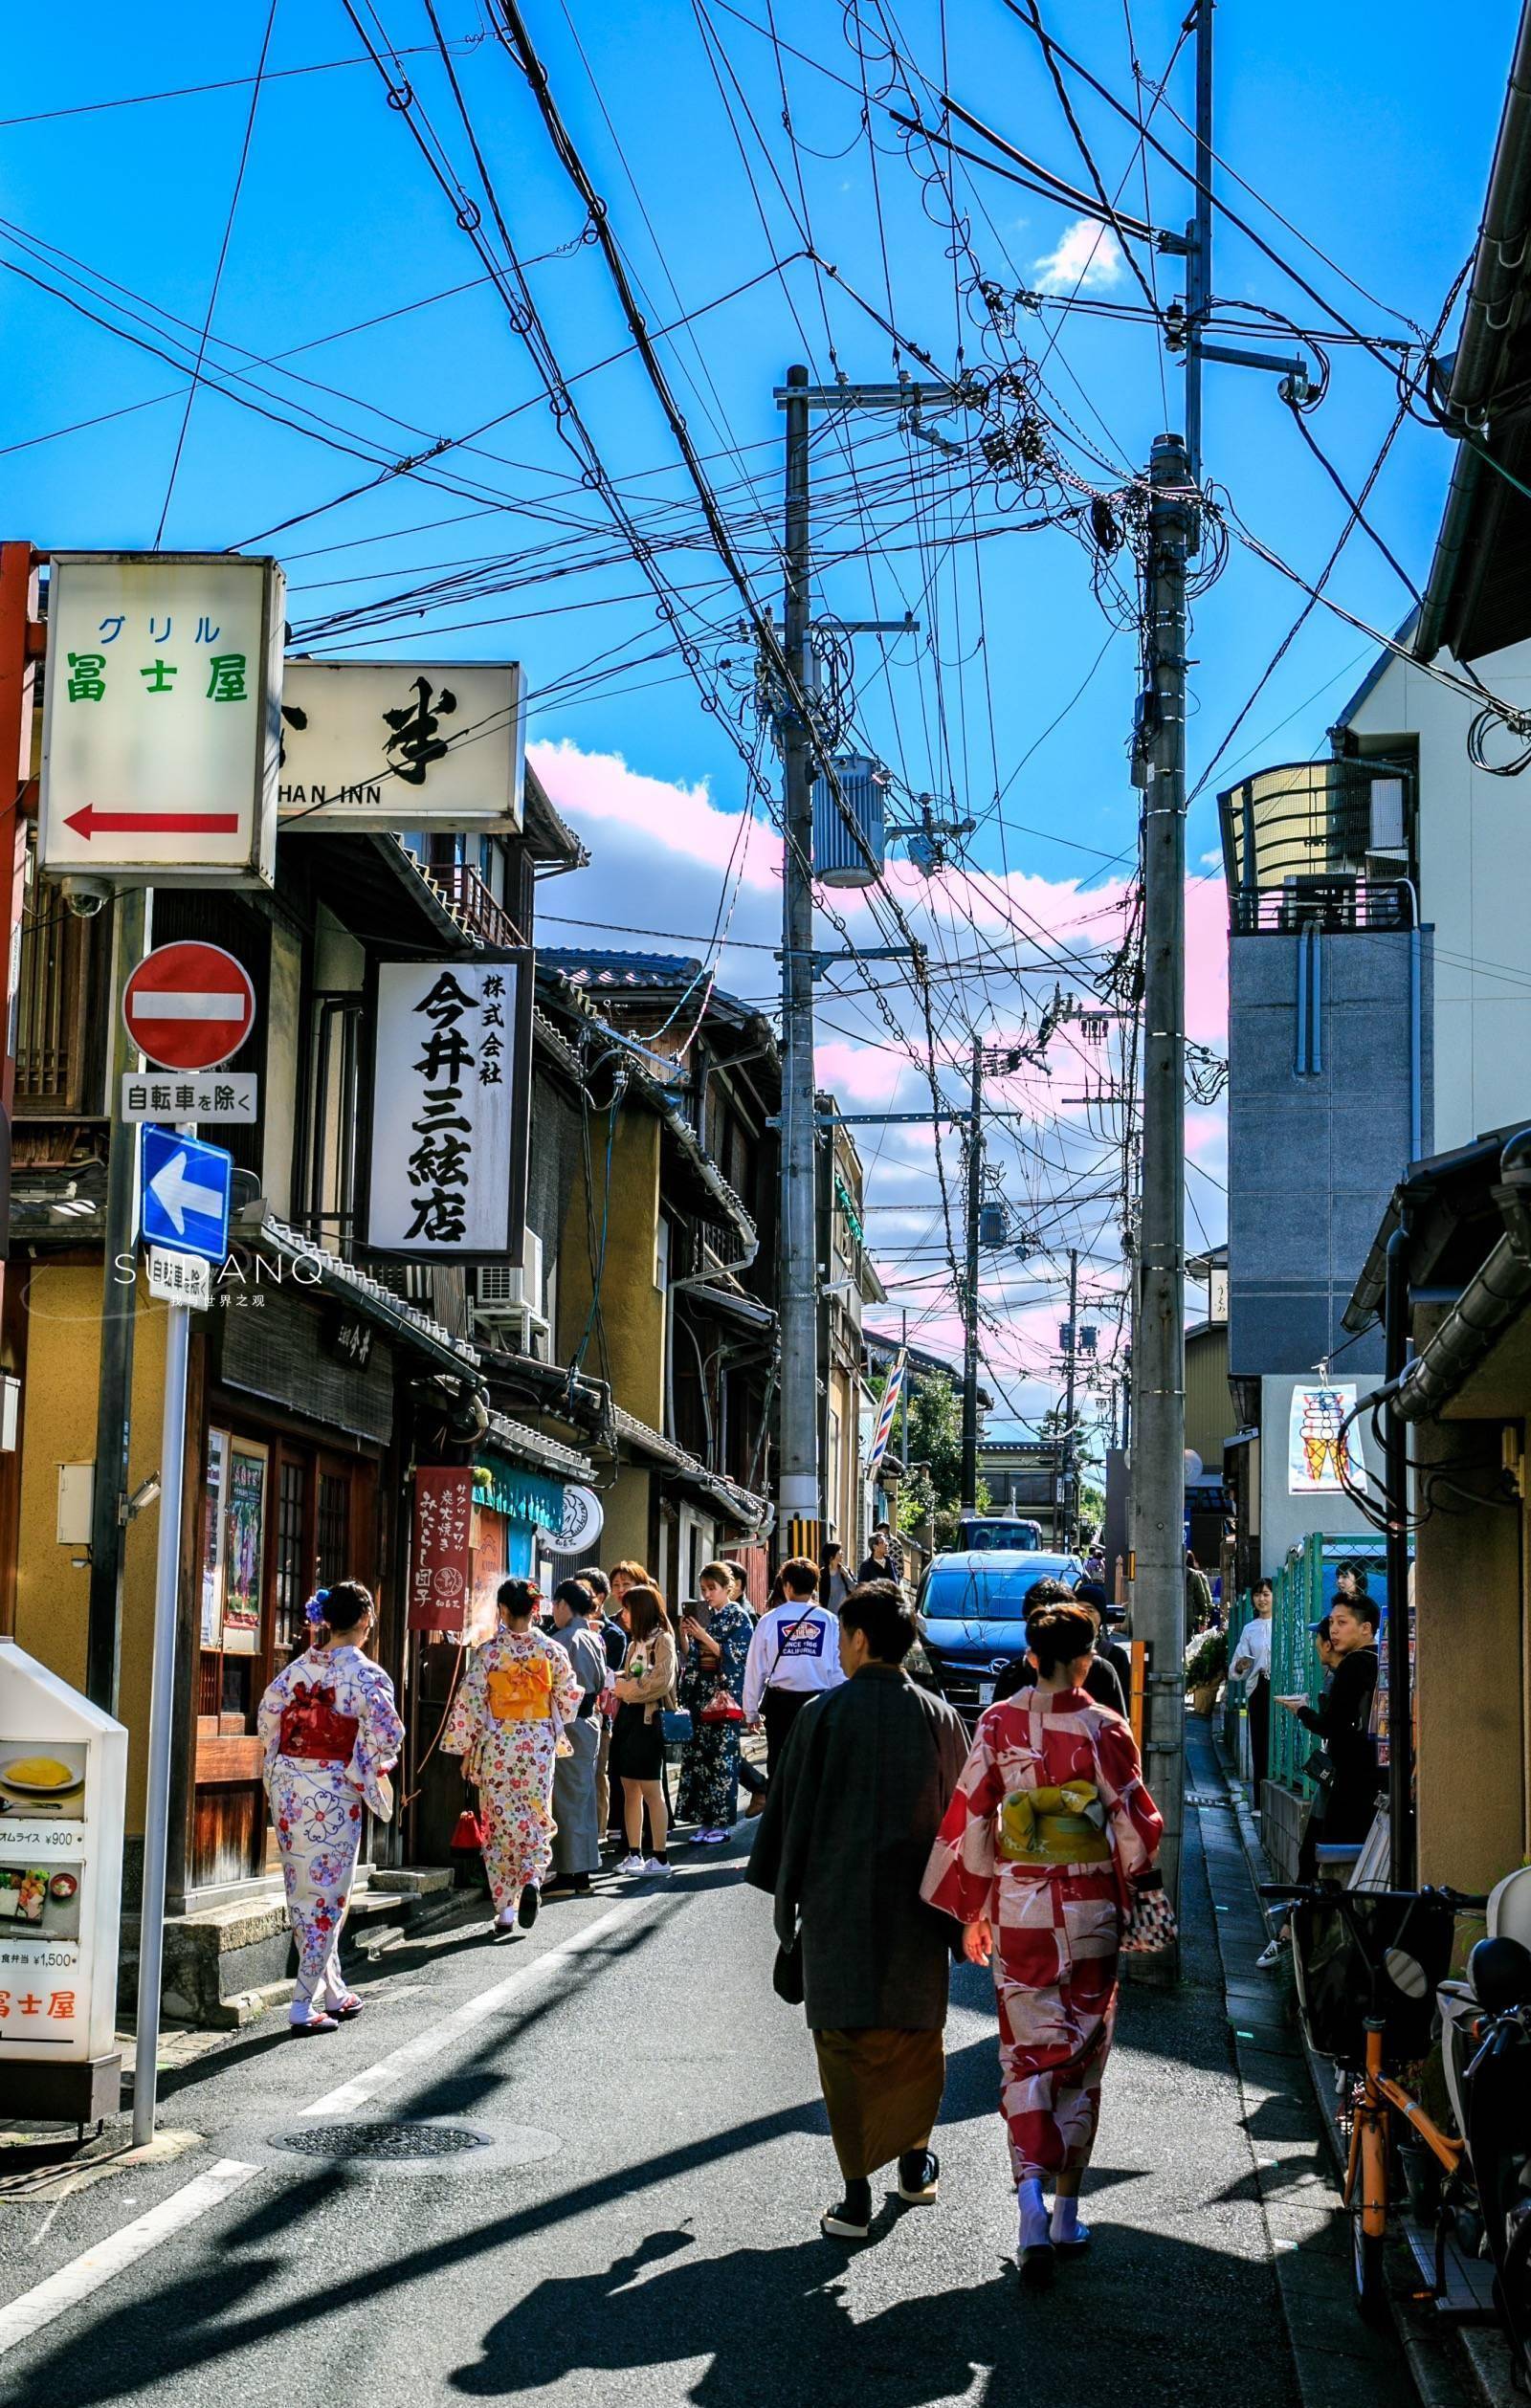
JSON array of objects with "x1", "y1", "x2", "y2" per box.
[
  {"x1": 1352, "y1": 2216, "x2": 1388, "y2": 2323},
  {"x1": 1351, "y1": 2109, "x2": 1390, "y2": 2324}
]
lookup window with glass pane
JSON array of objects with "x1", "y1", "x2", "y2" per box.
[
  {"x1": 274, "y1": 1458, "x2": 309, "y2": 1658},
  {"x1": 318, "y1": 1472, "x2": 350, "y2": 1588}
]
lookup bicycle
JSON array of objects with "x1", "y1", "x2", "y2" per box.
[{"x1": 1259, "y1": 1880, "x2": 1486, "y2": 2321}]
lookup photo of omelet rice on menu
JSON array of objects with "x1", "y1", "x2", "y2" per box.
[{"x1": 0, "y1": 1741, "x2": 86, "y2": 1821}]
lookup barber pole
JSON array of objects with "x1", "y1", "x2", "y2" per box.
[{"x1": 868, "y1": 1351, "x2": 907, "y2": 1475}]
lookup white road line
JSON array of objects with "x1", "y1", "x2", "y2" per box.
[
  {"x1": 0, "y1": 1898, "x2": 644, "y2": 2360},
  {"x1": 0, "y1": 2157, "x2": 259, "y2": 2358},
  {"x1": 301, "y1": 1898, "x2": 638, "y2": 2117}
]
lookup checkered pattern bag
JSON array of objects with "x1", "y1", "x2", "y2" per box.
[{"x1": 1121, "y1": 1880, "x2": 1177, "y2": 1955}]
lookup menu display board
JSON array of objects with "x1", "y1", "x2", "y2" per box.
[{"x1": 0, "y1": 1643, "x2": 126, "y2": 2076}]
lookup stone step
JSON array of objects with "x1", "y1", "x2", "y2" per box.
[{"x1": 120, "y1": 1876, "x2": 448, "y2": 2027}]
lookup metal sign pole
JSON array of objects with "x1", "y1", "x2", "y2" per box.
[{"x1": 131, "y1": 1125, "x2": 193, "y2": 2149}]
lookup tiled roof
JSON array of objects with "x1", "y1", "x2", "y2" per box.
[
  {"x1": 540, "y1": 949, "x2": 704, "y2": 989},
  {"x1": 610, "y1": 1405, "x2": 770, "y2": 1532},
  {"x1": 484, "y1": 1411, "x2": 593, "y2": 1483}
]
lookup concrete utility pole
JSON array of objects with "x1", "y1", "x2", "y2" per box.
[
  {"x1": 777, "y1": 364, "x2": 820, "y2": 1561},
  {"x1": 961, "y1": 1033, "x2": 984, "y2": 1511},
  {"x1": 1062, "y1": 1245, "x2": 1079, "y2": 1549},
  {"x1": 1132, "y1": 431, "x2": 1192, "y2": 1960}
]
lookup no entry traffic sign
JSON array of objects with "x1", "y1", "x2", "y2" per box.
[{"x1": 123, "y1": 942, "x2": 256, "y2": 1073}]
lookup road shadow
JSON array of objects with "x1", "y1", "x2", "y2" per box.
[{"x1": 445, "y1": 2219, "x2": 1298, "y2": 2408}]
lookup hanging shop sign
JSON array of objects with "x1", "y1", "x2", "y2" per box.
[
  {"x1": 543, "y1": 1484, "x2": 605, "y2": 1555},
  {"x1": 0, "y1": 1639, "x2": 127, "y2": 2117},
  {"x1": 39, "y1": 553, "x2": 283, "y2": 887},
  {"x1": 277, "y1": 660, "x2": 525, "y2": 830},
  {"x1": 365, "y1": 954, "x2": 532, "y2": 1263},
  {"x1": 410, "y1": 1467, "x2": 477, "y2": 1636},
  {"x1": 1287, "y1": 1381, "x2": 1366, "y2": 1495}
]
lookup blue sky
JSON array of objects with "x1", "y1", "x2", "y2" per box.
[{"x1": 2, "y1": 0, "x2": 1519, "y2": 1434}]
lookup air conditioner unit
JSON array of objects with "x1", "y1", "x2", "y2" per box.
[{"x1": 470, "y1": 1232, "x2": 549, "y2": 1355}]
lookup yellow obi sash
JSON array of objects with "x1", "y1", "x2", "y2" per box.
[
  {"x1": 998, "y1": 1779, "x2": 1111, "y2": 1867},
  {"x1": 486, "y1": 1657, "x2": 554, "y2": 1722}
]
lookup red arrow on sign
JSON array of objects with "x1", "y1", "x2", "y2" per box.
[
  {"x1": 66, "y1": 804, "x2": 241, "y2": 839},
  {"x1": 123, "y1": 942, "x2": 257, "y2": 1073}
]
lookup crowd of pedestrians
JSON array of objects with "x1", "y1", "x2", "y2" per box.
[{"x1": 253, "y1": 1536, "x2": 1169, "y2": 2294}]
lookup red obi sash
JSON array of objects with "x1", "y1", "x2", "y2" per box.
[{"x1": 278, "y1": 1683, "x2": 360, "y2": 1763}]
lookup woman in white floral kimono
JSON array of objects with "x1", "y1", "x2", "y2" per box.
[
  {"x1": 257, "y1": 1581, "x2": 404, "y2": 2035},
  {"x1": 444, "y1": 1578, "x2": 584, "y2": 1935}
]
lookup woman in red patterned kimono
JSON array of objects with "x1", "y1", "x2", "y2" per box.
[{"x1": 921, "y1": 1600, "x2": 1164, "y2": 2286}]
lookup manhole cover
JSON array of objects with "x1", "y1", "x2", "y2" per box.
[{"x1": 272, "y1": 2120, "x2": 488, "y2": 2162}]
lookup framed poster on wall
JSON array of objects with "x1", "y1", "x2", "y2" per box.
[{"x1": 221, "y1": 1437, "x2": 269, "y2": 1656}]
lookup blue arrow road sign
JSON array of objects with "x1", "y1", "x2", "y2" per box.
[{"x1": 139, "y1": 1125, "x2": 233, "y2": 1265}]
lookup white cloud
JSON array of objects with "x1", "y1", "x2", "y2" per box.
[{"x1": 1032, "y1": 216, "x2": 1126, "y2": 296}]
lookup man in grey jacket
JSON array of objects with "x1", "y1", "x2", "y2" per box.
[{"x1": 747, "y1": 1580, "x2": 968, "y2": 2241}]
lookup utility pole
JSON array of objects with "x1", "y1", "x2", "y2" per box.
[
  {"x1": 1061, "y1": 1245, "x2": 1079, "y2": 1549},
  {"x1": 777, "y1": 364, "x2": 820, "y2": 1561},
  {"x1": 1131, "y1": 431, "x2": 1192, "y2": 1966},
  {"x1": 961, "y1": 1033, "x2": 983, "y2": 1512},
  {"x1": 86, "y1": 886, "x2": 150, "y2": 1710},
  {"x1": 1183, "y1": 0, "x2": 1214, "y2": 492}
]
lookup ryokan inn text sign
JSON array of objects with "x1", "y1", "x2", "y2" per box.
[{"x1": 39, "y1": 553, "x2": 284, "y2": 887}]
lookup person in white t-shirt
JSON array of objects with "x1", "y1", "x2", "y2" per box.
[
  {"x1": 742, "y1": 1557, "x2": 846, "y2": 1779},
  {"x1": 1230, "y1": 1577, "x2": 1275, "y2": 1810}
]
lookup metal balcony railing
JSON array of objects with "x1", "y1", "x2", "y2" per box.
[
  {"x1": 1229, "y1": 877, "x2": 1415, "y2": 937},
  {"x1": 422, "y1": 865, "x2": 523, "y2": 952},
  {"x1": 1218, "y1": 756, "x2": 1417, "y2": 937}
]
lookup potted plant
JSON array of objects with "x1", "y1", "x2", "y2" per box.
[{"x1": 1185, "y1": 1626, "x2": 1227, "y2": 1717}]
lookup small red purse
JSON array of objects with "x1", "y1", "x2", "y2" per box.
[
  {"x1": 699, "y1": 1687, "x2": 744, "y2": 1725},
  {"x1": 450, "y1": 1806, "x2": 485, "y2": 1855},
  {"x1": 277, "y1": 1683, "x2": 361, "y2": 1763}
]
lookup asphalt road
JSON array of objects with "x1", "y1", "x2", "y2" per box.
[{"x1": 0, "y1": 1798, "x2": 1401, "y2": 2408}]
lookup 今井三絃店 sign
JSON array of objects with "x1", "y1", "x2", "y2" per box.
[{"x1": 366, "y1": 958, "x2": 529, "y2": 1260}]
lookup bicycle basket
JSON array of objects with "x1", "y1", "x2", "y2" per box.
[{"x1": 1292, "y1": 1891, "x2": 1456, "y2": 2064}]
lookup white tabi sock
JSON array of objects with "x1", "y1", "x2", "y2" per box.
[
  {"x1": 1017, "y1": 2176, "x2": 1051, "y2": 2251},
  {"x1": 1050, "y1": 2195, "x2": 1083, "y2": 2242}
]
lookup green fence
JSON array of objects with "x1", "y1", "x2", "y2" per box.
[{"x1": 1267, "y1": 1533, "x2": 1397, "y2": 1792}]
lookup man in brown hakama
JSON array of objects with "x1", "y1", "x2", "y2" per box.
[{"x1": 747, "y1": 1580, "x2": 968, "y2": 2239}]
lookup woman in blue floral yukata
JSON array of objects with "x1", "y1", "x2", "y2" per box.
[{"x1": 676, "y1": 1560, "x2": 754, "y2": 1843}]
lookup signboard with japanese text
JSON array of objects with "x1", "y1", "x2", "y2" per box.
[
  {"x1": 147, "y1": 1246, "x2": 211, "y2": 1311},
  {"x1": 39, "y1": 553, "x2": 283, "y2": 887},
  {"x1": 277, "y1": 660, "x2": 524, "y2": 830},
  {"x1": 122, "y1": 1071, "x2": 257, "y2": 1124},
  {"x1": 0, "y1": 1640, "x2": 127, "y2": 2083},
  {"x1": 410, "y1": 1468, "x2": 477, "y2": 1636},
  {"x1": 365, "y1": 954, "x2": 532, "y2": 1263}
]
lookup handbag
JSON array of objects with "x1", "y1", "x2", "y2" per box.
[
  {"x1": 699, "y1": 1687, "x2": 744, "y2": 1725},
  {"x1": 772, "y1": 1930, "x2": 806, "y2": 2005},
  {"x1": 1121, "y1": 1877, "x2": 1178, "y2": 1955},
  {"x1": 449, "y1": 1805, "x2": 484, "y2": 1856},
  {"x1": 660, "y1": 1707, "x2": 695, "y2": 1745}
]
